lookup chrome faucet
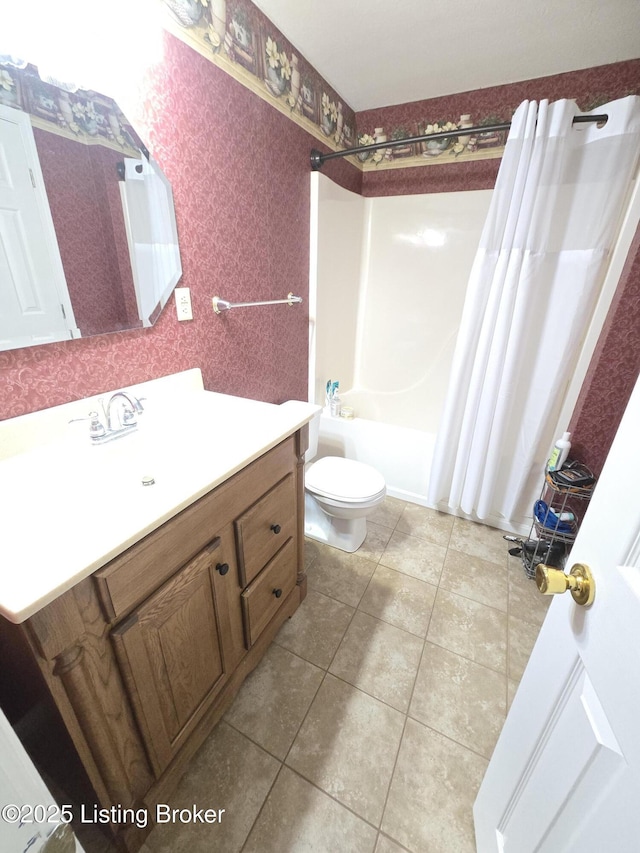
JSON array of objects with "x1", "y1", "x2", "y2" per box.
[
  {"x1": 70, "y1": 392, "x2": 144, "y2": 444},
  {"x1": 105, "y1": 392, "x2": 144, "y2": 434}
]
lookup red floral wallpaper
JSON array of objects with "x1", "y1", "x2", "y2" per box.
[
  {"x1": 0, "y1": 32, "x2": 360, "y2": 419},
  {"x1": 34, "y1": 130, "x2": 134, "y2": 335}
]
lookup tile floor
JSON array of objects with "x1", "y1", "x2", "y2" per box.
[{"x1": 95, "y1": 497, "x2": 552, "y2": 853}]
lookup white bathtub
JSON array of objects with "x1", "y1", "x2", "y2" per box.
[
  {"x1": 317, "y1": 404, "x2": 528, "y2": 534},
  {"x1": 317, "y1": 401, "x2": 436, "y2": 507}
]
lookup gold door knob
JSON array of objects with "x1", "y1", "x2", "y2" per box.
[{"x1": 535, "y1": 562, "x2": 595, "y2": 606}]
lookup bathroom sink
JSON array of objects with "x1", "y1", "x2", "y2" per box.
[
  {"x1": 0, "y1": 370, "x2": 317, "y2": 623},
  {"x1": 4, "y1": 389, "x2": 295, "y2": 511}
]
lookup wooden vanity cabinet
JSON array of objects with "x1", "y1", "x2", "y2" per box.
[{"x1": 18, "y1": 429, "x2": 308, "y2": 852}]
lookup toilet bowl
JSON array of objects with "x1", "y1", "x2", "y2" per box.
[{"x1": 304, "y1": 411, "x2": 386, "y2": 552}]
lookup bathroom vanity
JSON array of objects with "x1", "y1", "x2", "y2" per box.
[{"x1": 0, "y1": 370, "x2": 315, "y2": 851}]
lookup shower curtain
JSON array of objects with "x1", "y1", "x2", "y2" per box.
[{"x1": 428, "y1": 96, "x2": 640, "y2": 523}]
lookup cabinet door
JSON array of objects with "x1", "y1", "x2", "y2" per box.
[{"x1": 111, "y1": 537, "x2": 231, "y2": 776}]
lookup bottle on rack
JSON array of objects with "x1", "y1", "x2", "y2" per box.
[{"x1": 548, "y1": 431, "x2": 571, "y2": 472}]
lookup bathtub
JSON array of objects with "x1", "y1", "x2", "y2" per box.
[
  {"x1": 317, "y1": 402, "x2": 528, "y2": 534},
  {"x1": 318, "y1": 388, "x2": 535, "y2": 536},
  {"x1": 317, "y1": 393, "x2": 436, "y2": 506}
]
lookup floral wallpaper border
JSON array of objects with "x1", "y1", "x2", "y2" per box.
[
  {"x1": 159, "y1": 0, "x2": 511, "y2": 170},
  {"x1": 354, "y1": 117, "x2": 508, "y2": 170},
  {"x1": 0, "y1": 60, "x2": 143, "y2": 155},
  {"x1": 357, "y1": 62, "x2": 640, "y2": 176},
  {"x1": 160, "y1": 0, "x2": 358, "y2": 159}
]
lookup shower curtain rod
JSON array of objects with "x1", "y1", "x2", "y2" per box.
[{"x1": 309, "y1": 114, "x2": 608, "y2": 171}]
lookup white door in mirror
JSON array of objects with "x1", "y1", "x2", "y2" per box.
[
  {"x1": 0, "y1": 105, "x2": 79, "y2": 350},
  {"x1": 175, "y1": 287, "x2": 193, "y2": 321}
]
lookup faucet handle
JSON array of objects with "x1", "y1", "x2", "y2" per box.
[
  {"x1": 123, "y1": 395, "x2": 145, "y2": 424},
  {"x1": 87, "y1": 411, "x2": 107, "y2": 439},
  {"x1": 68, "y1": 411, "x2": 106, "y2": 440},
  {"x1": 121, "y1": 405, "x2": 138, "y2": 425},
  {"x1": 124, "y1": 395, "x2": 145, "y2": 416}
]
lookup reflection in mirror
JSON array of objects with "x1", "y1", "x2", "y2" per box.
[{"x1": 0, "y1": 58, "x2": 182, "y2": 352}]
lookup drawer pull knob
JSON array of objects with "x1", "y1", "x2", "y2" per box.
[
  {"x1": 216, "y1": 562, "x2": 230, "y2": 576},
  {"x1": 270, "y1": 524, "x2": 282, "y2": 534},
  {"x1": 272, "y1": 588, "x2": 283, "y2": 598}
]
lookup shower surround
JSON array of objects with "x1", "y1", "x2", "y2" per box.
[{"x1": 309, "y1": 172, "x2": 492, "y2": 512}]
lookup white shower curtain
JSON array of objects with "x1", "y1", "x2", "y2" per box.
[{"x1": 428, "y1": 96, "x2": 640, "y2": 523}]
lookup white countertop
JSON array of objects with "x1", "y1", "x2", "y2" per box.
[{"x1": 0, "y1": 370, "x2": 317, "y2": 624}]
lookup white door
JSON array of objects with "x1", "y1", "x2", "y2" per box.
[
  {"x1": 0, "y1": 104, "x2": 78, "y2": 350},
  {"x1": 0, "y1": 707, "x2": 84, "y2": 851},
  {"x1": 474, "y1": 371, "x2": 640, "y2": 851}
]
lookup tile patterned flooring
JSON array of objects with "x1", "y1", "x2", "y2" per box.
[{"x1": 99, "y1": 497, "x2": 551, "y2": 853}]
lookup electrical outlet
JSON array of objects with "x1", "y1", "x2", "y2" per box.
[{"x1": 175, "y1": 287, "x2": 193, "y2": 321}]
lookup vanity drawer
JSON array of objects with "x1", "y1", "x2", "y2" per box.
[
  {"x1": 235, "y1": 474, "x2": 296, "y2": 587},
  {"x1": 241, "y1": 538, "x2": 296, "y2": 647}
]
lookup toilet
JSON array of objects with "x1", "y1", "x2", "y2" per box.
[{"x1": 304, "y1": 409, "x2": 386, "y2": 552}]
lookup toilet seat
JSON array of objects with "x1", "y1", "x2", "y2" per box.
[{"x1": 305, "y1": 456, "x2": 386, "y2": 503}]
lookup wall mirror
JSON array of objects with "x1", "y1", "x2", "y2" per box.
[{"x1": 0, "y1": 58, "x2": 182, "y2": 352}]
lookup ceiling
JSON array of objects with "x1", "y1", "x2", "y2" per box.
[{"x1": 251, "y1": 0, "x2": 640, "y2": 112}]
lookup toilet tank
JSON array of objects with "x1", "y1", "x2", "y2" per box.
[
  {"x1": 305, "y1": 408, "x2": 322, "y2": 462},
  {"x1": 278, "y1": 401, "x2": 322, "y2": 463}
]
